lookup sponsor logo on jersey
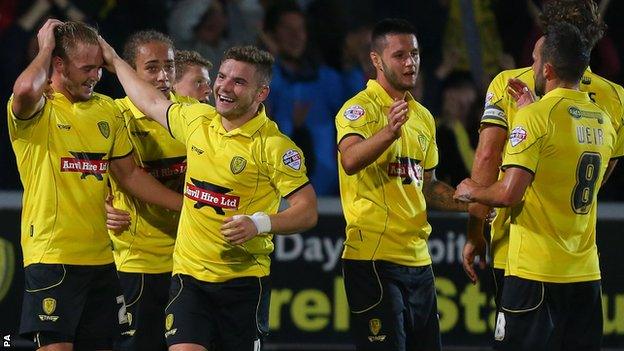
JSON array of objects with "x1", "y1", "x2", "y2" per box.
[
  {"x1": 60, "y1": 152, "x2": 108, "y2": 180},
  {"x1": 185, "y1": 178, "x2": 239, "y2": 215},
  {"x1": 509, "y1": 127, "x2": 527, "y2": 147},
  {"x1": 344, "y1": 105, "x2": 365, "y2": 121},
  {"x1": 57, "y1": 123, "x2": 71, "y2": 130},
  {"x1": 569, "y1": 106, "x2": 604, "y2": 124},
  {"x1": 388, "y1": 156, "x2": 423, "y2": 185},
  {"x1": 191, "y1": 145, "x2": 204, "y2": 155},
  {"x1": 283, "y1": 149, "x2": 302, "y2": 170},
  {"x1": 143, "y1": 157, "x2": 187, "y2": 180}
]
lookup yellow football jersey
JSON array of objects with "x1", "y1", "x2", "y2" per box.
[
  {"x1": 167, "y1": 103, "x2": 310, "y2": 282},
  {"x1": 336, "y1": 80, "x2": 439, "y2": 267},
  {"x1": 109, "y1": 93, "x2": 196, "y2": 273},
  {"x1": 482, "y1": 67, "x2": 624, "y2": 269},
  {"x1": 503, "y1": 88, "x2": 615, "y2": 283},
  {"x1": 7, "y1": 92, "x2": 133, "y2": 266}
]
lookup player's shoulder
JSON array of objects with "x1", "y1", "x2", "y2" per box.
[
  {"x1": 491, "y1": 67, "x2": 533, "y2": 86},
  {"x1": 172, "y1": 92, "x2": 199, "y2": 104},
  {"x1": 585, "y1": 71, "x2": 624, "y2": 100},
  {"x1": 337, "y1": 89, "x2": 379, "y2": 122}
]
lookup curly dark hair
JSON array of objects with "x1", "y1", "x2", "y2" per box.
[
  {"x1": 540, "y1": 0, "x2": 606, "y2": 49},
  {"x1": 122, "y1": 30, "x2": 174, "y2": 69}
]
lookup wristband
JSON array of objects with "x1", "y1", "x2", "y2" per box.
[
  {"x1": 250, "y1": 212, "x2": 271, "y2": 234},
  {"x1": 233, "y1": 212, "x2": 272, "y2": 234}
]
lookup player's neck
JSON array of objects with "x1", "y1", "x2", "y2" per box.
[
  {"x1": 377, "y1": 78, "x2": 407, "y2": 101},
  {"x1": 50, "y1": 80, "x2": 77, "y2": 103},
  {"x1": 221, "y1": 106, "x2": 260, "y2": 132},
  {"x1": 545, "y1": 78, "x2": 580, "y2": 94}
]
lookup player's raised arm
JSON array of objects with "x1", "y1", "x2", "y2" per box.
[
  {"x1": 98, "y1": 36, "x2": 172, "y2": 128},
  {"x1": 11, "y1": 19, "x2": 63, "y2": 119},
  {"x1": 338, "y1": 99, "x2": 408, "y2": 175}
]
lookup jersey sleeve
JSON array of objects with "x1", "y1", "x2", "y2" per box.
[
  {"x1": 264, "y1": 136, "x2": 310, "y2": 198},
  {"x1": 610, "y1": 85, "x2": 624, "y2": 158},
  {"x1": 422, "y1": 109, "x2": 439, "y2": 170},
  {"x1": 167, "y1": 102, "x2": 216, "y2": 144},
  {"x1": 335, "y1": 100, "x2": 378, "y2": 143},
  {"x1": 110, "y1": 105, "x2": 134, "y2": 159},
  {"x1": 501, "y1": 107, "x2": 548, "y2": 174},
  {"x1": 481, "y1": 73, "x2": 510, "y2": 129},
  {"x1": 6, "y1": 95, "x2": 45, "y2": 139}
]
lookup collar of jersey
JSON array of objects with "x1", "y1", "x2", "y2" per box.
[
  {"x1": 542, "y1": 87, "x2": 592, "y2": 102},
  {"x1": 210, "y1": 104, "x2": 268, "y2": 137},
  {"x1": 125, "y1": 92, "x2": 179, "y2": 119},
  {"x1": 49, "y1": 91, "x2": 79, "y2": 105},
  {"x1": 366, "y1": 79, "x2": 415, "y2": 107}
]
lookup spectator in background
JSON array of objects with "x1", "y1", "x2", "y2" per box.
[
  {"x1": 174, "y1": 50, "x2": 213, "y2": 104},
  {"x1": 264, "y1": 0, "x2": 346, "y2": 196},
  {"x1": 341, "y1": 24, "x2": 375, "y2": 98},
  {"x1": 435, "y1": 71, "x2": 480, "y2": 186},
  {"x1": 443, "y1": 0, "x2": 515, "y2": 89},
  {"x1": 167, "y1": 0, "x2": 258, "y2": 79}
]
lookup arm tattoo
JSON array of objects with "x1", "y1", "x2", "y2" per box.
[{"x1": 422, "y1": 171, "x2": 468, "y2": 212}]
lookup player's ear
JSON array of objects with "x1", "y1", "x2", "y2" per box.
[
  {"x1": 256, "y1": 85, "x2": 270, "y2": 103},
  {"x1": 370, "y1": 51, "x2": 383, "y2": 72},
  {"x1": 52, "y1": 56, "x2": 64, "y2": 73},
  {"x1": 543, "y1": 62, "x2": 555, "y2": 81}
]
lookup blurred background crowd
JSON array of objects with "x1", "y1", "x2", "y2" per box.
[{"x1": 1, "y1": 0, "x2": 623, "y2": 199}]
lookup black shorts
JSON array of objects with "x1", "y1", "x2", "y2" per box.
[
  {"x1": 165, "y1": 274, "x2": 270, "y2": 351},
  {"x1": 492, "y1": 267, "x2": 505, "y2": 310},
  {"x1": 115, "y1": 271, "x2": 171, "y2": 351},
  {"x1": 19, "y1": 263, "x2": 128, "y2": 349},
  {"x1": 342, "y1": 260, "x2": 441, "y2": 351},
  {"x1": 494, "y1": 276, "x2": 602, "y2": 351}
]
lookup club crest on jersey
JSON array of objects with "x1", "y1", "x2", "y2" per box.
[
  {"x1": 509, "y1": 127, "x2": 527, "y2": 147},
  {"x1": 230, "y1": 156, "x2": 247, "y2": 174},
  {"x1": 418, "y1": 134, "x2": 428, "y2": 152},
  {"x1": 344, "y1": 105, "x2": 365, "y2": 121},
  {"x1": 283, "y1": 149, "x2": 302, "y2": 170},
  {"x1": 97, "y1": 121, "x2": 110, "y2": 139}
]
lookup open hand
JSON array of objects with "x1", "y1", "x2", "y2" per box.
[
  {"x1": 37, "y1": 19, "x2": 63, "y2": 52},
  {"x1": 507, "y1": 78, "x2": 536, "y2": 108},
  {"x1": 97, "y1": 36, "x2": 120, "y2": 73}
]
